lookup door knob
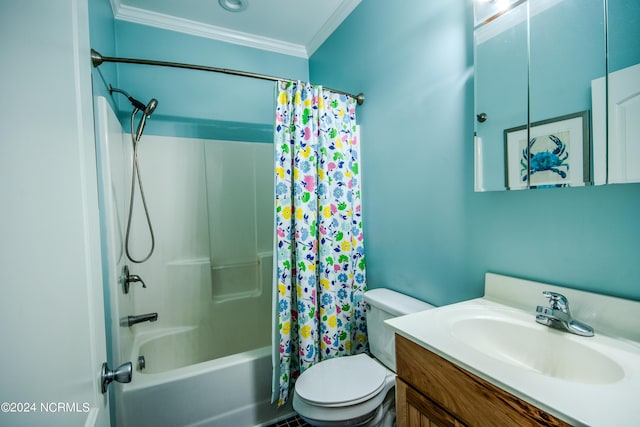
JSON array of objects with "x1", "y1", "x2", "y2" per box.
[{"x1": 101, "y1": 361, "x2": 132, "y2": 393}]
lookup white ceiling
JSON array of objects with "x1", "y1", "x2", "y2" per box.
[{"x1": 111, "y1": 0, "x2": 361, "y2": 58}]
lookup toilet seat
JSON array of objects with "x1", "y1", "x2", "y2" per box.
[
  {"x1": 293, "y1": 376, "x2": 396, "y2": 426},
  {"x1": 295, "y1": 354, "x2": 388, "y2": 407}
]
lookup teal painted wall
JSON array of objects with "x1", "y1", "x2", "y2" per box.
[
  {"x1": 88, "y1": 0, "x2": 117, "y2": 104},
  {"x1": 112, "y1": 21, "x2": 309, "y2": 142},
  {"x1": 310, "y1": 0, "x2": 640, "y2": 305}
]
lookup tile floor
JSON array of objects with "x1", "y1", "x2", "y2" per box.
[{"x1": 267, "y1": 414, "x2": 311, "y2": 427}]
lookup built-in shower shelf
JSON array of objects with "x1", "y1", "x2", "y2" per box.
[
  {"x1": 166, "y1": 257, "x2": 210, "y2": 266},
  {"x1": 211, "y1": 259, "x2": 259, "y2": 271},
  {"x1": 211, "y1": 256, "x2": 268, "y2": 303}
]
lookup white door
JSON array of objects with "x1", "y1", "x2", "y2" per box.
[
  {"x1": 608, "y1": 63, "x2": 640, "y2": 183},
  {"x1": 0, "y1": 1, "x2": 111, "y2": 426}
]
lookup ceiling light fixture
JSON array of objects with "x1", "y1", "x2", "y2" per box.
[{"x1": 218, "y1": 0, "x2": 248, "y2": 12}]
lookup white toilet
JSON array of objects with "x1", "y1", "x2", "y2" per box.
[{"x1": 292, "y1": 288, "x2": 434, "y2": 427}]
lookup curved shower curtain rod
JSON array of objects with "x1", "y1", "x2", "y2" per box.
[{"x1": 90, "y1": 49, "x2": 365, "y2": 105}]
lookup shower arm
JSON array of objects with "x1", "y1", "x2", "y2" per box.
[{"x1": 91, "y1": 49, "x2": 365, "y2": 106}]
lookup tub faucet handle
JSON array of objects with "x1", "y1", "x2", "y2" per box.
[{"x1": 121, "y1": 265, "x2": 147, "y2": 294}]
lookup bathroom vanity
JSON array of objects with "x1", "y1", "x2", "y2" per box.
[
  {"x1": 395, "y1": 335, "x2": 569, "y2": 426},
  {"x1": 386, "y1": 273, "x2": 640, "y2": 427}
]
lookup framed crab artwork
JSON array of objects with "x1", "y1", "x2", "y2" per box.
[{"x1": 504, "y1": 110, "x2": 590, "y2": 190}]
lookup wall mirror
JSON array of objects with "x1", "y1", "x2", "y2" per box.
[{"x1": 473, "y1": 0, "x2": 640, "y2": 192}]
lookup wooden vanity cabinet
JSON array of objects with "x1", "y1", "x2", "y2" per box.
[{"x1": 395, "y1": 334, "x2": 572, "y2": 427}]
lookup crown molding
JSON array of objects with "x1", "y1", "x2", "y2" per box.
[
  {"x1": 307, "y1": 0, "x2": 361, "y2": 56},
  {"x1": 111, "y1": 2, "x2": 309, "y2": 58}
]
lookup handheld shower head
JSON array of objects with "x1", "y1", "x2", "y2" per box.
[
  {"x1": 145, "y1": 99, "x2": 158, "y2": 117},
  {"x1": 135, "y1": 98, "x2": 159, "y2": 141},
  {"x1": 109, "y1": 86, "x2": 158, "y2": 141}
]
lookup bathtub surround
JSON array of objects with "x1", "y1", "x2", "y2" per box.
[
  {"x1": 95, "y1": 97, "x2": 283, "y2": 425},
  {"x1": 274, "y1": 82, "x2": 368, "y2": 405}
]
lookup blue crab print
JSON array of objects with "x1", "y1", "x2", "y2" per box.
[{"x1": 521, "y1": 134, "x2": 569, "y2": 182}]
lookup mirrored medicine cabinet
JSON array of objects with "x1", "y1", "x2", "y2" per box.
[{"x1": 473, "y1": 0, "x2": 640, "y2": 192}]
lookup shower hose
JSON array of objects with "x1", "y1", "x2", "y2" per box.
[{"x1": 124, "y1": 108, "x2": 155, "y2": 263}]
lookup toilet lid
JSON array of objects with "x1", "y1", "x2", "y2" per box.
[{"x1": 295, "y1": 354, "x2": 388, "y2": 407}]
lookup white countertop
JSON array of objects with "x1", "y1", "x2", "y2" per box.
[{"x1": 385, "y1": 273, "x2": 640, "y2": 427}]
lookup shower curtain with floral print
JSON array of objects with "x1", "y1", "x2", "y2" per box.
[{"x1": 273, "y1": 81, "x2": 367, "y2": 406}]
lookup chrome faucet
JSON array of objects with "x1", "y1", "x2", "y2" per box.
[
  {"x1": 120, "y1": 313, "x2": 158, "y2": 327},
  {"x1": 535, "y1": 291, "x2": 594, "y2": 337}
]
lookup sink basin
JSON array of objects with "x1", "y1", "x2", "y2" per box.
[{"x1": 451, "y1": 316, "x2": 624, "y2": 384}]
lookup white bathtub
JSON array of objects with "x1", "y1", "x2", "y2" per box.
[{"x1": 117, "y1": 328, "x2": 293, "y2": 427}]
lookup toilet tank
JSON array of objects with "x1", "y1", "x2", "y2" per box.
[{"x1": 364, "y1": 288, "x2": 434, "y2": 372}]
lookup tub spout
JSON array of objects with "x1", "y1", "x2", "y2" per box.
[{"x1": 121, "y1": 313, "x2": 158, "y2": 327}]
